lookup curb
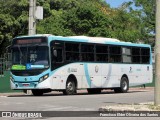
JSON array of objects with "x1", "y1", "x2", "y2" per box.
[
  {"x1": 99, "y1": 102, "x2": 160, "y2": 112},
  {"x1": 0, "y1": 92, "x2": 25, "y2": 97}
]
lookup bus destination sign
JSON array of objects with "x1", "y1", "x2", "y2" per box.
[{"x1": 16, "y1": 39, "x2": 42, "y2": 44}]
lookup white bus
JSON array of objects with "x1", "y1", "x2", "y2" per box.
[{"x1": 10, "y1": 35, "x2": 153, "y2": 96}]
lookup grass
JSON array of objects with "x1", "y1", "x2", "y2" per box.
[
  {"x1": 148, "y1": 104, "x2": 160, "y2": 111},
  {"x1": 0, "y1": 71, "x2": 22, "y2": 93}
]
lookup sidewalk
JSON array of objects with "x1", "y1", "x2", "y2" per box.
[
  {"x1": 0, "y1": 92, "x2": 25, "y2": 97},
  {"x1": 99, "y1": 87, "x2": 158, "y2": 112},
  {"x1": 0, "y1": 87, "x2": 154, "y2": 97}
]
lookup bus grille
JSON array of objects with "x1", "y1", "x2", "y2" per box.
[{"x1": 11, "y1": 70, "x2": 44, "y2": 76}]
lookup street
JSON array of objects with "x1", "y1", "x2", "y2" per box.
[{"x1": 0, "y1": 88, "x2": 154, "y2": 111}]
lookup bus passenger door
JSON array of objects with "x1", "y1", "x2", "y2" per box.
[
  {"x1": 50, "y1": 41, "x2": 64, "y2": 71},
  {"x1": 87, "y1": 64, "x2": 102, "y2": 88}
]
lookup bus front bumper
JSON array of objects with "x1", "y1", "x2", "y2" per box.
[{"x1": 10, "y1": 80, "x2": 51, "y2": 90}]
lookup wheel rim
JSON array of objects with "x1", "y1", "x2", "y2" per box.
[
  {"x1": 122, "y1": 80, "x2": 128, "y2": 90},
  {"x1": 66, "y1": 82, "x2": 74, "y2": 93}
]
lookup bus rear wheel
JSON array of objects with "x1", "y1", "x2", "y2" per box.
[
  {"x1": 63, "y1": 79, "x2": 76, "y2": 95},
  {"x1": 114, "y1": 77, "x2": 129, "y2": 93},
  {"x1": 32, "y1": 89, "x2": 44, "y2": 96}
]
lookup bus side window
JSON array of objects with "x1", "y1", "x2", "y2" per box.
[
  {"x1": 52, "y1": 48, "x2": 63, "y2": 63},
  {"x1": 109, "y1": 46, "x2": 121, "y2": 63},
  {"x1": 56, "y1": 49, "x2": 63, "y2": 62},
  {"x1": 109, "y1": 57, "x2": 114, "y2": 62}
]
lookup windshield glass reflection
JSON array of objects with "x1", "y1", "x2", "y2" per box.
[{"x1": 12, "y1": 46, "x2": 49, "y2": 69}]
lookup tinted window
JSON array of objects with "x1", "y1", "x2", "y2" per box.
[
  {"x1": 81, "y1": 44, "x2": 94, "y2": 61},
  {"x1": 81, "y1": 44, "x2": 94, "y2": 52},
  {"x1": 141, "y1": 48, "x2": 150, "y2": 55},
  {"x1": 81, "y1": 53, "x2": 94, "y2": 61},
  {"x1": 141, "y1": 48, "x2": 150, "y2": 64},
  {"x1": 96, "y1": 45, "x2": 108, "y2": 62},
  {"x1": 65, "y1": 43, "x2": 80, "y2": 62},
  {"x1": 65, "y1": 43, "x2": 79, "y2": 52},
  {"x1": 56, "y1": 49, "x2": 63, "y2": 62},
  {"x1": 109, "y1": 46, "x2": 121, "y2": 62},
  {"x1": 96, "y1": 45, "x2": 108, "y2": 53},
  {"x1": 132, "y1": 47, "x2": 140, "y2": 63},
  {"x1": 110, "y1": 46, "x2": 121, "y2": 54},
  {"x1": 66, "y1": 52, "x2": 80, "y2": 61},
  {"x1": 132, "y1": 48, "x2": 140, "y2": 55}
]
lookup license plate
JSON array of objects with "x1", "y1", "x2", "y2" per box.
[{"x1": 22, "y1": 83, "x2": 30, "y2": 87}]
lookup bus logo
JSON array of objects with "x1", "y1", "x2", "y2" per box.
[
  {"x1": 67, "y1": 68, "x2": 77, "y2": 73},
  {"x1": 26, "y1": 63, "x2": 31, "y2": 70},
  {"x1": 25, "y1": 78, "x2": 27, "y2": 81}
]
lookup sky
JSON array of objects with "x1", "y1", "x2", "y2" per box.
[{"x1": 105, "y1": 0, "x2": 132, "y2": 8}]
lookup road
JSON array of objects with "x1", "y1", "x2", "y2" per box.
[
  {"x1": 0, "y1": 88, "x2": 154, "y2": 111},
  {"x1": 1, "y1": 88, "x2": 158, "y2": 120}
]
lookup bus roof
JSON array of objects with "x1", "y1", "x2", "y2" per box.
[
  {"x1": 14, "y1": 34, "x2": 151, "y2": 48},
  {"x1": 68, "y1": 36, "x2": 120, "y2": 42},
  {"x1": 50, "y1": 35, "x2": 150, "y2": 48}
]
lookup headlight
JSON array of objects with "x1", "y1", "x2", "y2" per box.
[{"x1": 39, "y1": 74, "x2": 49, "y2": 83}]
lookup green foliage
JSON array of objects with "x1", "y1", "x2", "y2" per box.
[
  {"x1": 37, "y1": 0, "x2": 112, "y2": 36},
  {"x1": 132, "y1": 0, "x2": 155, "y2": 44},
  {"x1": 0, "y1": 0, "x2": 28, "y2": 55},
  {"x1": 0, "y1": 0, "x2": 155, "y2": 55},
  {"x1": 110, "y1": 8, "x2": 143, "y2": 42}
]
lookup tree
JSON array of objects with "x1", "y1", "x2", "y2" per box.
[
  {"x1": 110, "y1": 7, "x2": 143, "y2": 42},
  {"x1": 131, "y1": 0, "x2": 155, "y2": 45},
  {"x1": 0, "y1": 0, "x2": 153, "y2": 55},
  {"x1": 133, "y1": 0, "x2": 155, "y2": 33},
  {"x1": 37, "y1": 0, "x2": 113, "y2": 37},
  {"x1": 0, "y1": 0, "x2": 28, "y2": 55}
]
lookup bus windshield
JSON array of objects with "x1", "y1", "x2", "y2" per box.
[{"x1": 12, "y1": 46, "x2": 49, "y2": 70}]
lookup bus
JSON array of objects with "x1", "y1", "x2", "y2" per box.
[{"x1": 10, "y1": 34, "x2": 153, "y2": 96}]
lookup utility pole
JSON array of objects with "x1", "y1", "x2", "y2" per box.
[
  {"x1": 28, "y1": 0, "x2": 36, "y2": 35},
  {"x1": 27, "y1": 0, "x2": 36, "y2": 95},
  {"x1": 155, "y1": 0, "x2": 160, "y2": 105}
]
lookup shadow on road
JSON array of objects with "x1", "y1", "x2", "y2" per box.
[{"x1": 7, "y1": 88, "x2": 151, "y2": 97}]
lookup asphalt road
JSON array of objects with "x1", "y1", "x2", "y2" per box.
[{"x1": 0, "y1": 88, "x2": 154, "y2": 112}]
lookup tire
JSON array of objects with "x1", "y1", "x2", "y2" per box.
[
  {"x1": 63, "y1": 79, "x2": 76, "y2": 95},
  {"x1": 87, "y1": 88, "x2": 101, "y2": 94},
  {"x1": 114, "y1": 77, "x2": 129, "y2": 93},
  {"x1": 32, "y1": 89, "x2": 44, "y2": 96}
]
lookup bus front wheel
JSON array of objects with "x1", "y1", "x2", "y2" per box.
[
  {"x1": 32, "y1": 89, "x2": 44, "y2": 96},
  {"x1": 114, "y1": 77, "x2": 129, "y2": 93},
  {"x1": 63, "y1": 80, "x2": 76, "y2": 95}
]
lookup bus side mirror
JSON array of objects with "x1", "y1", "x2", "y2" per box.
[{"x1": 53, "y1": 49, "x2": 57, "y2": 57}]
